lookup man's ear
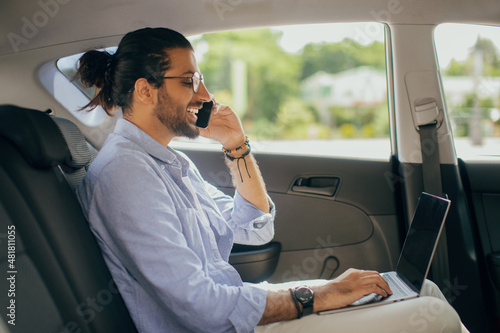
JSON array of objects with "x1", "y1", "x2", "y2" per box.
[{"x1": 133, "y1": 78, "x2": 157, "y2": 106}]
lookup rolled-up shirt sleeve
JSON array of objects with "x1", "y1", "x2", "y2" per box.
[
  {"x1": 205, "y1": 182, "x2": 276, "y2": 245},
  {"x1": 82, "y1": 154, "x2": 268, "y2": 332}
]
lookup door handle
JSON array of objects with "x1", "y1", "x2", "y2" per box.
[{"x1": 291, "y1": 177, "x2": 340, "y2": 196}]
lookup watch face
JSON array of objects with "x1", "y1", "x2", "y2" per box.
[{"x1": 295, "y1": 287, "x2": 314, "y2": 303}]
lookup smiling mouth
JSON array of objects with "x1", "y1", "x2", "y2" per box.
[{"x1": 187, "y1": 107, "x2": 199, "y2": 116}]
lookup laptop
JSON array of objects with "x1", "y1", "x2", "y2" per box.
[{"x1": 318, "y1": 192, "x2": 451, "y2": 315}]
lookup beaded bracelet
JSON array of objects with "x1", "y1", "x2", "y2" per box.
[
  {"x1": 222, "y1": 136, "x2": 249, "y2": 155},
  {"x1": 224, "y1": 143, "x2": 251, "y2": 162},
  {"x1": 222, "y1": 137, "x2": 252, "y2": 182}
]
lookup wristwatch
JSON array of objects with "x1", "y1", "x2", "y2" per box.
[{"x1": 290, "y1": 285, "x2": 314, "y2": 318}]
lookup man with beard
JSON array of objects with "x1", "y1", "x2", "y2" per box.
[{"x1": 76, "y1": 27, "x2": 465, "y2": 333}]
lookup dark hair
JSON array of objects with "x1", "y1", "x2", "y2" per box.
[{"x1": 76, "y1": 27, "x2": 193, "y2": 115}]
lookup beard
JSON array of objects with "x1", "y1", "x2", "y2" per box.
[{"x1": 153, "y1": 87, "x2": 200, "y2": 139}]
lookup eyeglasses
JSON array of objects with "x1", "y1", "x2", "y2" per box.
[{"x1": 160, "y1": 72, "x2": 203, "y2": 93}]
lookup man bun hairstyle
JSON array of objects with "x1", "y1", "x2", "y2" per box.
[
  {"x1": 76, "y1": 27, "x2": 193, "y2": 115},
  {"x1": 77, "y1": 50, "x2": 115, "y2": 112}
]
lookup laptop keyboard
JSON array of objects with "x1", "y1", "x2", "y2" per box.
[
  {"x1": 350, "y1": 272, "x2": 414, "y2": 306},
  {"x1": 384, "y1": 273, "x2": 412, "y2": 297},
  {"x1": 350, "y1": 293, "x2": 383, "y2": 306}
]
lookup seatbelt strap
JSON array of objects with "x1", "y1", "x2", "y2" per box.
[
  {"x1": 419, "y1": 123, "x2": 443, "y2": 196},
  {"x1": 418, "y1": 118, "x2": 451, "y2": 300}
]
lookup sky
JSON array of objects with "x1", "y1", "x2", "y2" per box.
[
  {"x1": 191, "y1": 23, "x2": 500, "y2": 69},
  {"x1": 272, "y1": 23, "x2": 385, "y2": 52},
  {"x1": 271, "y1": 23, "x2": 500, "y2": 69},
  {"x1": 434, "y1": 24, "x2": 500, "y2": 68}
]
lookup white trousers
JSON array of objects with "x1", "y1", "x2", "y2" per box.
[{"x1": 255, "y1": 280, "x2": 468, "y2": 333}]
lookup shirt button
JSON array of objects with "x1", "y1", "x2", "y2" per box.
[
  {"x1": 161, "y1": 164, "x2": 165, "y2": 170},
  {"x1": 254, "y1": 223, "x2": 263, "y2": 229},
  {"x1": 212, "y1": 250, "x2": 220, "y2": 260}
]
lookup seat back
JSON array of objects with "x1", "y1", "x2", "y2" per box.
[
  {"x1": 52, "y1": 116, "x2": 98, "y2": 190},
  {"x1": 0, "y1": 105, "x2": 137, "y2": 333}
]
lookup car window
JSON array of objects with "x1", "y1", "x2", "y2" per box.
[
  {"x1": 184, "y1": 23, "x2": 390, "y2": 160},
  {"x1": 434, "y1": 24, "x2": 500, "y2": 159},
  {"x1": 42, "y1": 47, "x2": 119, "y2": 128},
  {"x1": 57, "y1": 47, "x2": 118, "y2": 100},
  {"x1": 56, "y1": 24, "x2": 390, "y2": 159},
  {"x1": 57, "y1": 52, "x2": 96, "y2": 98}
]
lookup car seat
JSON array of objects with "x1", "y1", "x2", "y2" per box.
[{"x1": 0, "y1": 105, "x2": 137, "y2": 333}]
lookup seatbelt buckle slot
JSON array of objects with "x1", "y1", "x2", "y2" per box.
[{"x1": 414, "y1": 97, "x2": 439, "y2": 127}]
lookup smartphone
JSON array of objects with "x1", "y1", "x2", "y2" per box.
[{"x1": 195, "y1": 101, "x2": 213, "y2": 128}]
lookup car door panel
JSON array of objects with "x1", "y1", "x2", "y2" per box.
[
  {"x1": 229, "y1": 242, "x2": 281, "y2": 283},
  {"x1": 290, "y1": 176, "x2": 340, "y2": 197},
  {"x1": 460, "y1": 160, "x2": 500, "y2": 328},
  {"x1": 182, "y1": 149, "x2": 402, "y2": 283},
  {"x1": 482, "y1": 194, "x2": 500, "y2": 253},
  {"x1": 270, "y1": 194, "x2": 373, "y2": 250}
]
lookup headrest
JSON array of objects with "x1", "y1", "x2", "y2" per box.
[
  {"x1": 52, "y1": 117, "x2": 97, "y2": 170},
  {"x1": 0, "y1": 105, "x2": 68, "y2": 168}
]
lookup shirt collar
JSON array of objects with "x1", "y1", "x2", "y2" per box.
[{"x1": 113, "y1": 118, "x2": 184, "y2": 166}]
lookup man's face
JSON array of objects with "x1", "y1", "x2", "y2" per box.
[{"x1": 153, "y1": 48, "x2": 210, "y2": 139}]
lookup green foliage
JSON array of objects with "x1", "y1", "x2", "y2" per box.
[
  {"x1": 444, "y1": 37, "x2": 500, "y2": 77},
  {"x1": 274, "y1": 98, "x2": 331, "y2": 139},
  {"x1": 475, "y1": 37, "x2": 500, "y2": 76},
  {"x1": 195, "y1": 29, "x2": 301, "y2": 122},
  {"x1": 449, "y1": 93, "x2": 495, "y2": 137},
  {"x1": 329, "y1": 103, "x2": 389, "y2": 138},
  {"x1": 195, "y1": 28, "x2": 391, "y2": 140},
  {"x1": 339, "y1": 124, "x2": 356, "y2": 138},
  {"x1": 441, "y1": 37, "x2": 500, "y2": 139},
  {"x1": 445, "y1": 59, "x2": 467, "y2": 76},
  {"x1": 300, "y1": 39, "x2": 385, "y2": 79}
]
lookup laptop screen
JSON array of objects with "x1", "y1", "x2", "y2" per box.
[{"x1": 396, "y1": 192, "x2": 451, "y2": 291}]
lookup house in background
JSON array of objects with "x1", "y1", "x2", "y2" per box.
[{"x1": 301, "y1": 67, "x2": 500, "y2": 135}]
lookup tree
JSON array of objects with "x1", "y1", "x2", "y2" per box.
[
  {"x1": 194, "y1": 28, "x2": 389, "y2": 140},
  {"x1": 300, "y1": 39, "x2": 385, "y2": 79},
  {"x1": 195, "y1": 29, "x2": 301, "y2": 123},
  {"x1": 444, "y1": 37, "x2": 500, "y2": 77},
  {"x1": 450, "y1": 93, "x2": 494, "y2": 137}
]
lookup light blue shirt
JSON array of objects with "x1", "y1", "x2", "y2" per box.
[{"x1": 76, "y1": 119, "x2": 276, "y2": 333}]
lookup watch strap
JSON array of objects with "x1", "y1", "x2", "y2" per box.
[
  {"x1": 289, "y1": 288, "x2": 303, "y2": 319},
  {"x1": 302, "y1": 301, "x2": 314, "y2": 316},
  {"x1": 293, "y1": 286, "x2": 314, "y2": 317}
]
